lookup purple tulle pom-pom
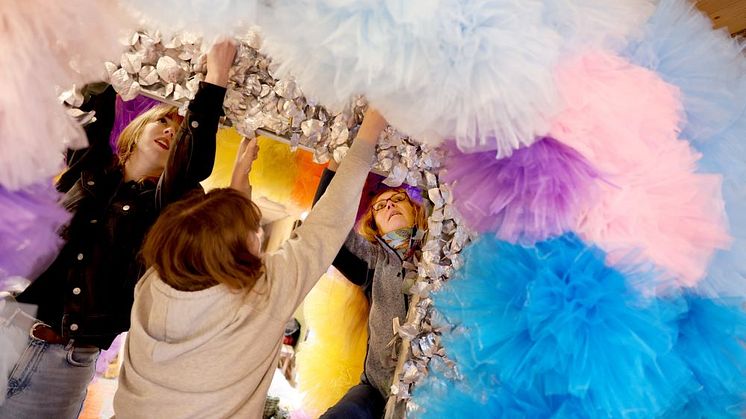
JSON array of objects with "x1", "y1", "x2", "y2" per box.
[
  {"x1": 0, "y1": 182, "x2": 70, "y2": 289},
  {"x1": 443, "y1": 137, "x2": 601, "y2": 244}
]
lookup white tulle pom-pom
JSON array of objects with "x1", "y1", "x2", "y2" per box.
[
  {"x1": 124, "y1": 0, "x2": 262, "y2": 44},
  {"x1": 260, "y1": 0, "x2": 654, "y2": 156},
  {"x1": 0, "y1": 0, "x2": 132, "y2": 189}
]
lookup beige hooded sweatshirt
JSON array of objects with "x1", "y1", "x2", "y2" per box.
[{"x1": 113, "y1": 139, "x2": 375, "y2": 418}]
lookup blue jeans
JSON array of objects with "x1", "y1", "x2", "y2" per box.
[
  {"x1": 0, "y1": 334, "x2": 100, "y2": 419},
  {"x1": 321, "y1": 383, "x2": 385, "y2": 419}
]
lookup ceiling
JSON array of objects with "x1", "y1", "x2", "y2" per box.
[{"x1": 697, "y1": 0, "x2": 746, "y2": 36}]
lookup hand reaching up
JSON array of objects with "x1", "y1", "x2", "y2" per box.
[
  {"x1": 205, "y1": 38, "x2": 237, "y2": 87},
  {"x1": 328, "y1": 107, "x2": 387, "y2": 171},
  {"x1": 230, "y1": 137, "x2": 259, "y2": 197}
]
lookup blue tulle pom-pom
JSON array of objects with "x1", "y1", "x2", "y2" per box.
[
  {"x1": 412, "y1": 234, "x2": 698, "y2": 418},
  {"x1": 666, "y1": 295, "x2": 746, "y2": 418}
]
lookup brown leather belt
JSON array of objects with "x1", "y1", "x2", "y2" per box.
[{"x1": 30, "y1": 323, "x2": 69, "y2": 345}]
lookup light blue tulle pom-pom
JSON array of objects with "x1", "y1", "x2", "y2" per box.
[
  {"x1": 623, "y1": 0, "x2": 746, "y2": 145},
  {"x1": 260, "y1": 0, "x2": 654, "y2": 156},
  {"x1": 694, "y1": 122, "x2": 746, "y2": 298}
]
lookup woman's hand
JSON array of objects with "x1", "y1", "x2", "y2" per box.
[
  {"x1": 205, "y1": 39, "x2": 237, "y2": 87},
  {"x1": 230, "y1": 137, "x2": 259, "y2": 198},
  {"x1": 358, "y1": 108, "x2": 388, "y2": 141},
  {"x1": 329, "y1": 107, "x2": 387, "y2": 171}
]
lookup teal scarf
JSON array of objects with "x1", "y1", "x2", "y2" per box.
[{"x1": 380, "y1": 227, "x2": 415, "y2": 259}]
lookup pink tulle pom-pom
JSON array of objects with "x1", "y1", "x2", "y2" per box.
[
  {"x1": 0, "y1": 0, "x2": 132, "y2": 189},
  {"x1": 550, "y1": 51, "x2": 731, "y2": 289}
]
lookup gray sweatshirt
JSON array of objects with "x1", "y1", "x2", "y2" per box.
[{"x1": 113, "y1": 139, "x2": 375, "y2": 419}]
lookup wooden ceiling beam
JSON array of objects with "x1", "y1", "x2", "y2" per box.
[{"x1": 696, "y1": 0, "x2": 746, "y2": 35}]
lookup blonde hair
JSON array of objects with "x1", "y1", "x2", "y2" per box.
[
  {"x1": 357, "y1": 187, "x2": 428, "y2": 243},
  {"x1": 116, "y1": 104, "x2": 182, "y2": 166},
  {"x1": 142, "y1": 188, "x2": 264, "y2": 292}
]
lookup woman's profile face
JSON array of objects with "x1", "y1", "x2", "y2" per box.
[
  {"x1": 372, "y1": 190, "x2": 416, "y2": 235},
  {"x1": 133, "y1": 116, "x2": 180, "y2": 171}
]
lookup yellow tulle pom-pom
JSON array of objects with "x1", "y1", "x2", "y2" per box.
[
  {"x1": 291, "y1": 150, "x2": 327, "y2": 210},
  {"x1": 295, "y1": 268, "x2": 369, "y2": 417},
  {"x1": 201, "y1": 127, "x2": 242, "y2": 191},
  {"x1": 202, "y1": 127, "x2": 326, "y2": 212}
]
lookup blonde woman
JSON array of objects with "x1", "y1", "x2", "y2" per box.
[{"x1": 2, "y1": 41, "x2": 235, "y2": 419}]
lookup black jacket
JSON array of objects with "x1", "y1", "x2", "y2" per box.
[{"x1": 17, "y1": 82, "x2": 226, "y2": 349}]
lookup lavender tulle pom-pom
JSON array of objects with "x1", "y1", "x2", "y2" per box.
[
  {"x1": 0, "y1": 182, "x2": 69, "y2": 289},
  {"x1": 442, "y1": 137, "x2": 600, "y2": 244}
]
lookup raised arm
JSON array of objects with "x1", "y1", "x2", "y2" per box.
[
  {"x1": 156, "y1": 40, "x2": 236, "y2": 208},
  {"x1": 57, "y1": 83, "x2": 117, "y2": 192},
  {"x1": 266, "y1": 109, "x2": 386, "y2": 312},
  {"x1": 313, "y1": 168, "x2": 376, "y2": 286},
  {"x1": 230, "y1": 137, "x2": 259, "y2": 199}
]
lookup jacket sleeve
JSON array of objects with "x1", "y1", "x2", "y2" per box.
[
  {"x1": 313, "y1": 168, "x2": 376, "y2": 286},
  {"x1": 265, "y1": 139, "x2": 376, "y2": 318},
  {"x1": 57, "y1": 83, "x2": 117, "y2": 193},
  {"x1": 155, "y1": 82, "x2": 226, "y2": 209}
]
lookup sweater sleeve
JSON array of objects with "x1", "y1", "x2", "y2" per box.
[
  {"x1": 264, "y1": 140, "x2": 376, "y2": 317},
  {"x1": 312, "y1": 168, "x2": 376, "y2": 286}
]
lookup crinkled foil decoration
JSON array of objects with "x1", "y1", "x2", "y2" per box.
[
  {"x1": 104, "y1": 31, "x2": 205, "y2": 103},
  {"x1": 389, "y1": 182, "x2": 475, "y2": 418},
  {"x1": 103, "y1": 29, "x2": 472, "y2": 418}
]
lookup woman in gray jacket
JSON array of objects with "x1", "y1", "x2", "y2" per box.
[{"x1": 314, "y1": 155, "x2": 428, "y2": 419}]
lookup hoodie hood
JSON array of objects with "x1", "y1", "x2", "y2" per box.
[
  {"x1": 131, "y1": 268, "x2": 248, "y2": 362},
  {"x1": 125, "y1": 268, "x2": 281, "y2": 393}
]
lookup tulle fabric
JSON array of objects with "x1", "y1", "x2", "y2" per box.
[
  {"x1": 295, "y1": 269, "x2": 369, "y2": 417},
  {"x1": 621, "y1": 0, "x2": 746, "y2": 297},
  {"x1": 261, "y1": 0, "x2": 653, "y2": 156},
  {"x1": 412, "y1": 234, "x2": 696, "y2": 418},
  {"x1": 0, "y1": 182, "x2": 70, "y2": 287},
  {"x1": 123, "y1": 0, "x2": 261, "y2": 43},
  {"x1": 623, "y1": 0, "x2": 746, "y2": 145},
  {"x1": 0, "y1": 0, "x2": 131, "y2": 189},
  {"x1": 95, "y1": 333, "x2": 126, "y2": 377},
  {"x1": 549, "y1": 51, "x2": 730, "y2": 290},
  {"x1": 694, "y1": 126, "x2": 746, "y2": 297},
  {"x1": 442, "y1": 137, "x2": 600, "y2": 244},
  {"x1": 665, "y1": 295, "x2": 746, "y2": 417}
]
